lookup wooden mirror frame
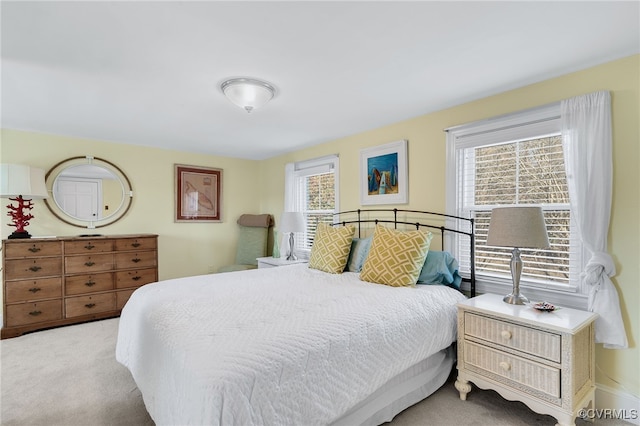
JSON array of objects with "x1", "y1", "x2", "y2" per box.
[{"x1": 44, "y1": 156, "x2": 133, "y2": 229}]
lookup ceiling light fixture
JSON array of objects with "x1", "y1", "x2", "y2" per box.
[{"x1": 220, "y1": 78, "x2": 275, "y2": 113}]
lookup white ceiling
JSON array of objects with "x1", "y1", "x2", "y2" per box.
[{"x1": 2, "y1": 1, "x2": 639, "y2": 160}]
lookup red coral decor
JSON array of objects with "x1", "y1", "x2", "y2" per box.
[{"x1": 6, "y1": 195, "x2": 36, "y2": 239}]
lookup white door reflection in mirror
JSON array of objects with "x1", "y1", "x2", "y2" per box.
[
  {"x1": 54, "y1": 178, "x2": 100, "y2": 221},
  {"x1": 52, "y1": 164, "x2": 122, "y2": 222}
]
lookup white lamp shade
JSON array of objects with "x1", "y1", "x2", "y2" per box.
[
  {"x1": 221, "y1": 78, "x2": 275, "y2": 113},
  {"x1": 486, "y1": 206, "x2": 549, "y2": 249},
  {"x1": 279, "y1": 211, "x2": 305, "y2": 233},
  {"x1": 0, "y1": 164, "x2": 48, "y2": 199}
]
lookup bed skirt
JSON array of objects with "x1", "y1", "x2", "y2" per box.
[{"x1": 332, "y1": 345, "x2": 455, "y2": 426}]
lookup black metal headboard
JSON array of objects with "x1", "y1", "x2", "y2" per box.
[{"x1": 332, "y1": 208, "x2": 475, "y2": 297}]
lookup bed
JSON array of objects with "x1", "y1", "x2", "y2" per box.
[{"x1": 116, "y1": 209, "x2": 476, "y2": 425}]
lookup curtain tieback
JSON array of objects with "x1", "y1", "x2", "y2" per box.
[{"x1": 583, "y1": 251, "x2": 616, "y2": 287}]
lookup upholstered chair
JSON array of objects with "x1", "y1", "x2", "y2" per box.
[{"x1": 218, "y1": 214, "x2": 274, "y2": 273}]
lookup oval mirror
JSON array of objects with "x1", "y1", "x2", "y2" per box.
[{"x1": 44, "y1": 156, "x2": 133, "y2": 228}]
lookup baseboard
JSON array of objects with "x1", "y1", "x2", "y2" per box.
[{"x1": 596, "y1": 383, "x2": 640, "y2": 425}]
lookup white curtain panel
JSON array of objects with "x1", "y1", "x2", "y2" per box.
[
  {"x1": 561, "y1": 91, "x2": 628, "y2": 349},
  {"x1": 280, "y1": 162, "x2": 296, "y2": 256}
]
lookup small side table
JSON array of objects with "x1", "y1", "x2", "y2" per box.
[
  {"x1": 257, "y1": 256, "x2": 308, "y2": 269},
  {"x1": 455, "y1": 293, "x2": 597, "y2": 426}
]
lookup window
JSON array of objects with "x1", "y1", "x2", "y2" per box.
[
  {"x1": 446, "y1": 104, "x2": 585, "y2": 307},
  {"x1": 285, "y1": 155, "x2": 339, "y2": 254}
]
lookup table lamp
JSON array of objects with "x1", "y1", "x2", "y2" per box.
[
  {"x1": 0, "y1": 164, "x2": 49, "y2": 239},
  {"x1": 486, "y1": 206, "x2": 549, "y2": 305},
  {"x1": 279, "y1": 211, "x2": 305, "y2": 261}
]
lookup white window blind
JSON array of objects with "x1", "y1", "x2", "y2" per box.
[
  {"x1": 286, "y1": 155, "x2": 339, "y2": 253},
  {"x1": 446, "y1": 104, "x2": 585, "y2": 303}
]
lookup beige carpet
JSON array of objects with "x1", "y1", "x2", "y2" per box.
[{"x1": 0, "y1": 318, "x2": 628, "y2": 426}]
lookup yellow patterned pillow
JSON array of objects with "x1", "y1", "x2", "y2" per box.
[
  {"x1": 309, "y1": 223, "x2": 355, "y2": 274},
  {"x1": 360, "y1": 225, "x2": 433, "y2": 287}
]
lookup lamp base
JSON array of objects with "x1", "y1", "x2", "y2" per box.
[
  {"x1": 286, "y1": 232, "x2": 297, "y2": 261},
  {"x1": 8, "y1": 231, "x2": 32, "y2": 239},
  {"x1": 503, "y1": 292, "x2": 529, "y2": 305}
]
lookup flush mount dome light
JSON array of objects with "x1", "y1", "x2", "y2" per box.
[{"x1": 220, "y1": 78, "x2": 275, "y2": 113}]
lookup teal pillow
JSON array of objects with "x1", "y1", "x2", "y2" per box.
[
  {"x1": 345, "y1": 237, "x2": 372, "y2": 272},
  {"x1": 416, "y1": 250, "x2": 462, "y2": 289}
]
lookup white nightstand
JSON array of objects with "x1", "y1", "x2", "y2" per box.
[
  {"x1": 455, "y1": 293, "x2": 598, "y2": 426},
  {"x1": 256, "y1": 256, "x2": 308, "y2": 269}
]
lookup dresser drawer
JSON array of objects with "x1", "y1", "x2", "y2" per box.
[
  {"x1": 464, "y1": 312, "x2": 561, "y2": 363},
  {"x1": 5, "y1": 277, "x2": 62, "y2": 303},
  {"x1": 464, "y1": 341, "x2": 561, "y2": 401},
  {"x1": 115, "y1": 268, "x2": 157, "y2": 289},
  {"x1": 4, "y1": 257, "x2": 63, "y2": 279},
  {"x1": 65, "y1": 293, "x2": 116, "y2": 318},
  {"x1": 116, "y1": 289, "x2": 137, "y2": 309},
  {"x1": 115, "y1": 237, "x2": 157, "y2": 252},
  {"x1": 4, "y1": 241, "x2": 62, "y2": 258},
  {"x1": 65, "y1": 254, "x2": 114, "y2": 274},
  {"x1": 114, "y1": 251, "x2": 157, "y2": 269},
  {"x1": 65, "y1": 272, "x2": 114, "y2": 295},
  {"x1": 6, "y1": 300, "x2": 63, "y2": 326},
  {"x1": 64, "y1": 240, "x2": 114, "y2": 254}
]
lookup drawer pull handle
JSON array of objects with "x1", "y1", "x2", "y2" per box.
[
  {"x1": 499, "y1": 361, "x2": 511, "y2": 371},
  {"x1": 131, "y1": 242, "x2": 141, "y2": 248},
  {"x1": 29, "y1": 266, "x2": 42, "y2": 272},
  {"x1": 84, "y1": 261, "x2": 95, "y2": 267},
  {"x1": 28, "y1": 287, "x2": 42, "y2": 293},
  {"x1": 132, "y1": 276, "x2": 141, "y2": 281},
  {"x1": 84, "y1": 244, "x2": 95, "y2": 250},
  {"x1": 85, "y1": 280, "x2": 96, "y2": 287},
  {"x1": 500, "y1": 330, "x2": 512, "y2": 340},
  {"x1": 85, "y1": 303, "x2": 96, "y2": 309},
  {"x1": 132, "y1": 258, "x2": 141, "y2": 263},
  {"x1": 29, "y1": 310, "x2": 42, "y2": 316},
  {"x1": 28, "y1": 246, "x2": 41, "y2": 253}
]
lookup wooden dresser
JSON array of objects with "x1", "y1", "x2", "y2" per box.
[
  {"x1": 455, "y1": 293, "x2": 597, "y2": 426},
  {"x1": 2, "y1": 234, "x2": 158, "y2": 339}
]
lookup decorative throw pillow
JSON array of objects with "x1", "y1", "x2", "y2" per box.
[
  {"x1": 344, "y1": 236, "x2": 373, "y2": 272},
  {"x1": 308, "y1": 223, "x2": 355, "y2": 274},
  {"x1": 360, "y1": 225, "x2": 433, "y2": 287},
  {"x1": 416, "y1": 250, "x2": 462, "y2": 289}
]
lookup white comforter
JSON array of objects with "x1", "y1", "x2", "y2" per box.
[{"x1": 116, "y1": 264, "x2": 466, "y2": 426}]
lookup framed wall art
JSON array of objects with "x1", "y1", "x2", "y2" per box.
[
  {"x1": 175, "y1": 164, "x2": 222, "y2": 222},
  {"x1": 360, "y1": 139, "x2": 408, "y2": 205}
]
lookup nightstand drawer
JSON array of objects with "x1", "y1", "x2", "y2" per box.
[
  {"x1": 464, "y1": 312, "x2": 561, "y2": 362},
  {"x1": 464, "y1": 341, "x2": 561, "y2": 401}
]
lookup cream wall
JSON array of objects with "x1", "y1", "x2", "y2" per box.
[
  {"x1": 0, "y1": 130, "x2": 263, "y2": 280},
  {"x1": 260, "y1": 55, "x2": 640, "y2": 400}
]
